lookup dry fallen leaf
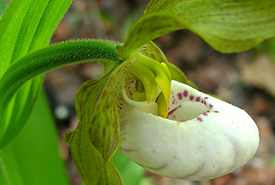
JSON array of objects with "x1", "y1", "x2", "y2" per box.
[{"x1": 241, "y1": 55, "x2": 275, "y2": 97}]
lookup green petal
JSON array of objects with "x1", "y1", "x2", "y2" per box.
[
  {"x1": 64, "y1": 61, "x2": 131, "y2": 184},
  {"x1": 64, "y1": 128, "x2": 105, "y2": 185},
  {"x1": 166, "y1": 62, "x2": 187, "y2": 84},
  {"x1": 126, "y1": 52, "x2": 171, "y2": 117}
]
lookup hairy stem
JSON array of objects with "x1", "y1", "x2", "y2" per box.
[{"x1": 0, "y1": 39, "x2": 122, "y2": 118}]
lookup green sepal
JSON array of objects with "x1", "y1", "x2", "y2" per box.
[
  {"x1": 117, "y1": 0, "x2": 275, "y2": 58},
  {"x1": 166, "y1": 62, "x2": 187, "y2": 84},
  {"x1": 139, "y1": 41, "x2": 169, "y2": 64},
  {"x1": 116, "y1": 13, "x2": 184, "y2": 59}
]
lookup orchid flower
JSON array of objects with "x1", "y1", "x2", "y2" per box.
[
  {"x1": 58, "y1": 0, "x2": 270, "y2": 183},
  {"x1": 61, "y1": 43, "x2": 260, "y2": 183},
  {"x1": 1, "y1": 0, "x2": 273, "y2": 184},
  {"x1": 119, "y1": 79, "x2": 259, "y2": 180}
]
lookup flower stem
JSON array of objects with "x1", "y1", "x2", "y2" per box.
[{"x1": 0, "y1": 39, "x2": 122, "y2": 120}]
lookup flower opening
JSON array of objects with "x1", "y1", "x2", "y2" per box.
[{"x1": 119, "y1": 80, "x2": 259, "y2": 181}]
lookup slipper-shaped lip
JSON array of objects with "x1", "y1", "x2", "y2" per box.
[{"x1": 119, "y1": 80, "x2": 259, "y2": 180}]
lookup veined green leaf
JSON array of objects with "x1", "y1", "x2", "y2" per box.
[
  {"x1": 117, "y1": 0, "x2": 275, "y2": 58},
  {"x1": 0, "y1": 0, "x2": 72, "y2": 74},
  {"x1": 0, "y1": 0, "x2": 72, "y2": 148},
  {"x1": 0, "y1": 90, "x2": 69, "y2": 185}
]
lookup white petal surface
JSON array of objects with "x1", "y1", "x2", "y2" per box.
[{"x1": 119, "y1": 80, "x2": 259, "y2": 180}]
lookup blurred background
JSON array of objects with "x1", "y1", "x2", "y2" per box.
[{"x1": 43, "y1": 0, "x2": 275, "y2": 184}]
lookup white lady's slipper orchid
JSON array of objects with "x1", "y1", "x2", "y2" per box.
[{"x1": 119, "y1": 80, "x2": 259, "y2": 180}]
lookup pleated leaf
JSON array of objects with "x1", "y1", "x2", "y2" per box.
[
  {"x1": 0, "y1": 90, "x2": 69, "y2": 185},
  {"x1": 0, "y1": 0, "x2": 72, "y2": 148}
]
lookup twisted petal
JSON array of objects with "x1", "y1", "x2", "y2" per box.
[{"x1": 119, "y1": 80, "x2": 259, "y2": 180}]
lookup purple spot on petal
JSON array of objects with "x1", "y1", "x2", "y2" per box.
[
  {"x1": 183, "y1": 90, "x2": 188, "y2": 97},
  {"x1": 197, "y1": 117, "x2": 203, "y2": 122},
  {"x1": 168, "y1": 105, "x2": 182, "y2": 116},
  {"x1": 207, "y1": 111, "x2": 210, "y2": 113},
  {"x1": 204, "y1": 97, "x2": 208, "y2": 99},
  {"x1": 203, "y1": 113, "x2": 208, "y2": 116},
  {"x1": 209, "y1": 104, "x2": 213, "y2": 108},
  {"x1": 190, "y1": 95, "x2": 194, "y2": 101},
  {"x1": 203, "y1": 101, "x2": 207, "y2": 105},
  {"x1": 196, "y1": 97, "x2": 200, "y2": 102},
  {"x1": 177, "y1": 93, "x2": 182, "y2": 100},
  {"x1": 214, "y1": 111, "x2": 219, "y2": 113},
  {"x1": 173, "y1": 115, "x2": 176, "y2": 119}
]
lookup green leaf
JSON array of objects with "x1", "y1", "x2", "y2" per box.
[
  {"x1": 117, "y1": 0, "x2": 275, "y2": 58},
  {"x1": 0, "y1": 90, "x2": 69, "y2": 185},
  {"x1": 111, "y1": 150, "x2": 144, "y2": 185},
  {"x1": 0, "y1": 0, "x2": 72, "y2": 148}
]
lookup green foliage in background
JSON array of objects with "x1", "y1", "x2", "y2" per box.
[
  {"x1": 0, "y1": 0, "x2": 72, "y2": 184},
  {"x1": 0, "y1": 0, "x2": 275, "y2": 184},
  {"x1": 0, "y1": 91, "x2": 69, "y2": 185},
  {"x1": 0, "y1": 0, "x2": 73, "y2": 149}
]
